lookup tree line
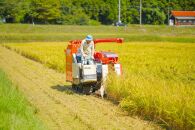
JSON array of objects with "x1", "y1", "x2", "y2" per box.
[{"x1": 0, "y1": 0, "x2": 194, "y2": 25}]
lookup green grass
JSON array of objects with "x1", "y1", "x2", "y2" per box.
[
  {"x1": 0, "y1": 24, "x2": 195, "y2": 43},
  {"x1": 0, "y1": 69, "x2": 45, "y2": 130},
  {"x1": 4, "y1": 42, "x2": 195, "y2": 129}
]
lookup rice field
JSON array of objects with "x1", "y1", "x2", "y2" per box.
[{"x1": 3, "y1": 42, "x2": 195, "y2": 129}]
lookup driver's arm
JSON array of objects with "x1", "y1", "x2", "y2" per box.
[{"x1": 80, "y1": 40, "x2": 85, "y2": 56}]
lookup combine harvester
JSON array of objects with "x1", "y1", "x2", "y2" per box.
[{"x1": 65, "y1": 38, "x2": 123, "y2": 98}]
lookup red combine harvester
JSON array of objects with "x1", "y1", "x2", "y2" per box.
[{"x1": 65, "y1": 38, "x2": 123, "y2": 98}]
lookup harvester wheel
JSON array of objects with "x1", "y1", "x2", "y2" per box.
[
  {"x1": 73, "y1": 84, "x2": 93, "y2": 95},
  {"x1": 72, "y1": 84, "x2": 77, "y2": 90},
  {"x1": 82, "y1": 86, "x2": 91, "y2": 95},
  {"x1": 77, "y1": 85, "x2": 83, "y2": 93}
]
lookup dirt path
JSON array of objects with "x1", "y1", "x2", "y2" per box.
[{"x1": 0, "y1": 46, "x2": 161, "y2": 130}]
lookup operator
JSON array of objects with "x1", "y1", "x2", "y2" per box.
[{"x1": 79, "y1": 35, "x2": 95, "y2": 65}]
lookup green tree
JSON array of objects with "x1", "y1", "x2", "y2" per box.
[
  {"x1": 98, "y1": 0, "x2": 118, "y2": 24},
  {"x1": 0, "y1": 0, "x2": 195, "y2": 25},
  {"x1": 59, "y1": 0, "x2": 90, "y2": 25},
  {"x1": 30, "y1": 0, "x2": 61, "y2": 24},
  {"x1": 0, "y1": 0, "x2": 29, "y2": 22},
  {"x1": 61, "y1": 9, "x2": 90, "y2": 25}
]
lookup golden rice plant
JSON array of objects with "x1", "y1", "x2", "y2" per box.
[
  {"x1": 99, "y1": 42, "x2": 195, "y2": 129},
  {"x1": 4, "y1": 42, "x2": 67, "y2": 73}
]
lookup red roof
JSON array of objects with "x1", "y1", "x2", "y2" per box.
[{"x1": 171, "y1": 11, "x2": 195, "y2": 17}]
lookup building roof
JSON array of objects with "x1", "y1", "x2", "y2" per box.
[
  {"x1": 171, "y1": 11, "x2": 195, "y2": 17},
  {"x1": 176, "y1": 16, "x2": 195, "y2": 20}
]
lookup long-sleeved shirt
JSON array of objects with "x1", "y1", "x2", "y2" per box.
[{"x1": 79, "y1": 39, "x2": 94, "y2": 58}]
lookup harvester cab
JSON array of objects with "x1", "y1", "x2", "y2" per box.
[{"x1": 65, "y1": 38, "x2": 123, "y2": 98}]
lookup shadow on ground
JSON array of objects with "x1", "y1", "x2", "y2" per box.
[
  {"x1": 51, "y1": 84, "x2": 100, "y2": 97},
  {"x1": 51, "y1": 85, "x2": 76, "y2": 95}
]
